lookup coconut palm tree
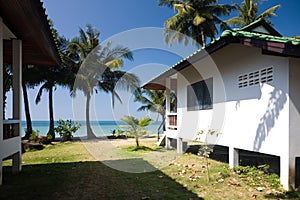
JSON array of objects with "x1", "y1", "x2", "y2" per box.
[
  {"x1": 33, "y1": 23, "x2": 73, "y2": 141},
  {"x1": 67, "y1": 24, "x2": 139, "y2": 139},
  {"x1": 134, "y1": 89, "x2": 176, "y2": 140},
  {"x1": 120, "y1": 116, "x2": 153, "y2": 147},
  {"x1": 22, "y1": 65, "x2": 45, "y2": 139},
  {"x1": 225, "y1": 0, "x2": 280, "y2": 28},
  {"x1": 135, "y1": 89, "x2": 166, "y2": 120},
  {"x1": 159, "y1": 0, "x2": 232, "y2": 47},
  {"x1": 35, "y1": 65, "x2": 67, "y2": 140}
]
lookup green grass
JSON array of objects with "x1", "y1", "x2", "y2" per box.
[{"x1": 1, "y1": 140, "x2": 299, "y2": 199}]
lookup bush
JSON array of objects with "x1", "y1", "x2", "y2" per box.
[
  {"x1": 233, "y1": 165, "x2": 281, "y2": 189},
  {"x1": 29, "y1": 130, "x2": 40, "y2": 142},
  {"x1": 55, "y1": 119, "x2": 80, "y2": 142}
]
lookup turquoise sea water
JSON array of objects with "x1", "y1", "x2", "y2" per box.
[{"x1": 22, "y1": 121, "x2": 163, "y2": 138}]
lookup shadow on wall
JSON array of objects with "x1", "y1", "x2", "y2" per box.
[{"x1": 253, "y1": 88, "x2": 287, "y2": 151}]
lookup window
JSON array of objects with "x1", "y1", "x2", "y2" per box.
[
  {"x1": 187, "y1": 78, "x2": 213, "y2": 111},
  {"x1": 238, "y1": 67, "x2": 273, "y2": 88}
]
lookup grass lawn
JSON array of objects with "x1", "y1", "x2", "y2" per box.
[{"x1": 0, "y1": 139, "x2": 299, "y2": 199}]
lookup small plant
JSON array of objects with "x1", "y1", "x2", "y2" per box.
[
  {"x1": 120, "y1": 116, "x2": 152, "y2": 147},
  {"x1": 29, "y1": 129, "x2": 40, "y2": 142},
  {"x1": 55, "y1": 119, "x2": 81, "y2": 142},
  {"x1": 195, "y1": 129, "x2": 220, "y2": 181},
  {"x1": 233, "y1": 165, "x2": 281, "y2": 189}
]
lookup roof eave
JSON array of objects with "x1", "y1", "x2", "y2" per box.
[
  {"x1": 0, "y1": 0, "x2": 61, "y2": 66},
  {"x1": 142, "y1": 35, "x2": 300, "y2": 90}
]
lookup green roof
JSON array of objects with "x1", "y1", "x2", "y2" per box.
[
  {"x1": 221, "y1": 29, "x2": 300, "y2": 45},
  {"x1": 142, "y1": 19, "x2": 300, "y2": 89}
]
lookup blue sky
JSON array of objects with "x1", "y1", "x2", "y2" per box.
[{"x1": 8, "y1": 0, "x2": 300, "y2": 121}]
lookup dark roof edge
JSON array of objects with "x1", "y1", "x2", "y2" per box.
[{"x1": 36, "y1": 0, "x2": 61, "y2": 65}]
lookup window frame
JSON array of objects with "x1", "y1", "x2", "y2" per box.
[{"x1": 187, "y1": 78, "x2": 213, "y2": 111}]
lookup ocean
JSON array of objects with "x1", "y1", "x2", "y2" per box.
[{"x1": 21, "y1": 120, "x2": 163, "y2": 138}]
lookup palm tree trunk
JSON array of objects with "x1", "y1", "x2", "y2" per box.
[
  {"x1": 135, "y1": 137, "x2": 139, "y2": 147},
  {"x1": 157, "y1": 114, "x2": 166, "y2": 141},
  {"x1": 86, "y1": 93, "x2": 96, "y2": 139},
  {"x1": 200, "y1": 26, "x2": 206, "y2": 48},
  {"x1": 48, "y1": 86, "x2": 55, "y2": 140},
  {"x1": 22, "y1": 83, "x2": 32, "y2": 139}
]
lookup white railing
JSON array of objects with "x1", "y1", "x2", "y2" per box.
[
  {"x1": 167, "y1": 113, "x2": 177, "y2": 130},
  {"x1": 3, "y1": 119, "x2": 21, "y2": 140}
]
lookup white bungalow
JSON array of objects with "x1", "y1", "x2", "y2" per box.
[
  {"x1": 0, "y1": 0, "x2": 60, "y2": 184},
  {"x1": 143, "y1": 19, "x2": 300, "y2": 190}
]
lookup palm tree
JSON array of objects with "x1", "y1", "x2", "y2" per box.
[
  {"x1": 134, "y1": 89, "x2": 176, "y2": 140},
  {"x1": 158, "y1": 0, "x2": 232, "y2": 47},
  {"x1": 135, "y1": 89, "x2": 166, "y2": 120},
  {"x1": 120, "y1": 116, "x2": 153, "y2": 147},
  {"x1": 22, "y1": 65, "x2": 45, "y2": 139},
  {"x1": 33, "y1": 23, "x2": 73, "y2": 141},
  {"x1": 225, "y1": 0, "x2": 280, "y2": 28},
  {"x1": 67, "y1": 24, "x2": 139, "y2": 139},
  {"x1": 35, "y1": 65, "x2": 67, "y2": 140},
  {"x1": 99, "y1": 69, "x2": 140, "y2": 108}
]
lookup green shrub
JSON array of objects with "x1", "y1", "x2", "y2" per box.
[
  {"x1": 29, "y1": 130, "x2": 40, "y2": 142},
  {"x1": 55, "y1": 119, "x2": 80, "y2": 142},
  {"x1": 233, "y1": 165, "x2": 281, "y2": 189}
]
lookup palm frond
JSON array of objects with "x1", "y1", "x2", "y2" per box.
[
  {"x1": 35, "y1": 83, "x2": 48, "y2": 104},
  {"x1": 258, "y1": 4, "x2": 280, "y2": 19}
]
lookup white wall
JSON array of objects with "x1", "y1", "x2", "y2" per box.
[
  {"x1": 289, "y1": 58, "x2": 300, "y2": 157},
  {"x1": 176, "y1": 44, "x2": 290, "y2": 157}
]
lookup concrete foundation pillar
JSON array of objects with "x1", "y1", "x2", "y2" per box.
[
  {"x1": 165, "y1": 137, "x2": 171, "y2": 149},
  {"x1": 177, "y1": 137, "x2": 183, "y2": 154},
  {"x1": 280, "y1": 156, "x2": 295, "y2": 190},
  {"x1": 229, "y1": 147, "x2": 239, "y2": 168}
]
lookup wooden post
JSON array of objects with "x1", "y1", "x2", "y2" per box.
[
  {"x1": 0, "y1": 18, "x2": 4, "y2": 185},
  {"x1": 12, "y1": 39, "x2": 22, "y2": 173}
]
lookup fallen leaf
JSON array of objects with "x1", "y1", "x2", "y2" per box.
[{"x1": 228, "y1": 178, "x2": 241, "y2": 186}]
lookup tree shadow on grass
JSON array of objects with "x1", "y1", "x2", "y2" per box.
[
  {"x1": 126, "y1": 145, "x2": 155, "y2": 152},
  {"x1": 0, "y1": 159, "x2": 203, "y2": 200},
  {"x1": 264, "y1": 191, "x2": 300, "y2": 199}
]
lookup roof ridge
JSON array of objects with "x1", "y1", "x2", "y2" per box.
[{"x1": 221, "y1": 29, "x2": 300, "y2": 45}]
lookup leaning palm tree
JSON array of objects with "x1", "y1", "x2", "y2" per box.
[
  {"x1": 134, "y1": 89, "x2": 176, "y2": 140},
  {"x1": 135, "y1": 89, "x2": 166, "y2": 121},
  {"x1": 67, "y1": 24, "x2": 139, "y2": 139},
  {"x1": 159, "y1": 0, "x2": 232, "y2": 47},
  {"x1": 226, "y1": 0, "x2": 280, "y2": 28}
]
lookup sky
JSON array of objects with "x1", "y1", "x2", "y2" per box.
[{"x1": 6, "y1": 0, "x2": 300, "y2": 121}]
